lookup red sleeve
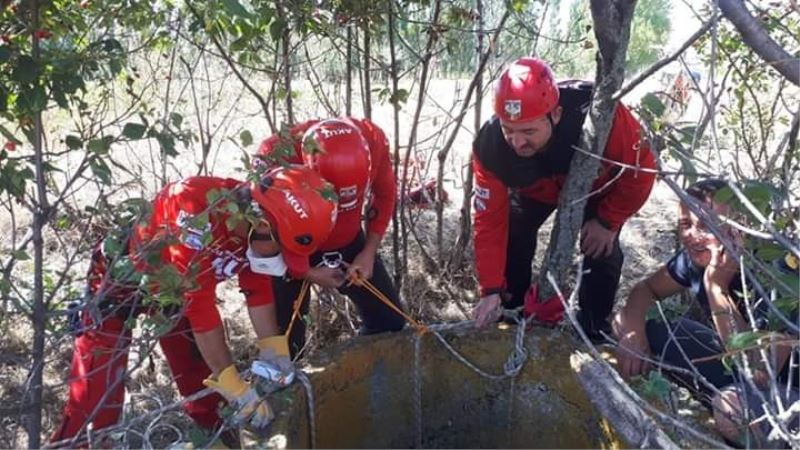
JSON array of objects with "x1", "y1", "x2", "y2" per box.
[
  {"x1": 472, "y1": 156, "x2": 510, "y2": 296},
  {"x1": 595, "y1": 103, "x2": 657, "y2": 230},
  {"x1": 171, "y1": 247, "x2": 223, "y2": 333},
  {"x1": 356, "y1": 118, "x2": 396, "y2": 237},
  {"x1": 237, "y1": 266, "x2": 274, "y2": 307},
  {"x1": 255, "y1": 120, "x2": 317, "y2": 165}
]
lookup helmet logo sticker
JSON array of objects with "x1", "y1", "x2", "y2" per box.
[
  {"x1": 319, "y1": 126, "x2": 354, "y2": 139},
  {"x1": 283, "y1": 191, "x2": 309, "y2": 219},
  {"x1": 338, "y1": 185, "x2": 359, "y2": 211},
  {"x1": 504, "y1": 100, "x2": 522, "y2": 120}
]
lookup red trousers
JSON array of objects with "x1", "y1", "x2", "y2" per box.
[{"x1": 50, "y1": 311, "x2": 224, "y2": 444}]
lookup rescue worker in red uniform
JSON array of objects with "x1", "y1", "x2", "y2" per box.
[
  {"x1": 50, "y1": 166, "x2": 337, "y2": 447},
  {"x1": 471, "y1": 58, "x2": 657, "y2": 340},
  {"x1": 257, "y1": 118, "x2": 405, "y2": 356}
]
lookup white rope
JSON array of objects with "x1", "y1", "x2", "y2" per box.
[{"x1": 426, "y1": 312, "x2": 530, "y2": 381}]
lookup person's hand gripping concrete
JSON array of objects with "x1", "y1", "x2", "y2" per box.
[
  {"x1": 203, "y1": 365, "x2": 273, "y2": 429},
  {"x1": 254, "y1": 335, "x2": 295, "y2": 387}
]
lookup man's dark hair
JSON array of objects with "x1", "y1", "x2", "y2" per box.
[{"x1": 685, "y1": 178, "x2": 726, "y2": 202}]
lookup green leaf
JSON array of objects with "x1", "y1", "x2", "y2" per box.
[
  {"x1": 230, "y1": 36, "x2": 249, "y2": 52},
  {"x1": 156, "y1": 132, "x2": 177, "y2": 157},
  {"x1": 90, "y1": 157, "x2": 112, "y2": 184},
  {"x1": 0, "y1": 47, "x2": 10, "y2": 63},
  {"x1": 638, "y1": 371, "x2": 671, "y2": 402},
  {"x1": 12, "y1": 56, "x2": 38, "y2": 84},
  {"x1": 122, "y1": 123, "x2": 147, "y2": 139},
  {"x1": 186, "y1": 212, "x2": 210, "y2": 231},
  {"x1": 509, "y1": 0, "x2": 528, "y2": 13},
  {"x1": 319, "y1": 185, "x2": 338, "y2": 202},
  {"x1": 87, "y1": 136, "x2": 114, "y2": 154},
  {"x1": 677, "y1": 125, "x2": 697, "y2": 144},
  {"x1": 754, "y1": 242, "x2": 786, "y2": 262},
  {"x1": 65, "y1": 135, "x2": 83, "y2": 150},
  {"x1": 269, "y1": 18, "x2": 287, "y2": 42},
  {"x1": 12, "y1": 250, "x2": 30, "y2": 261},
  {"x1": 741, "y1": 183, "x2": 775, "y2": 215},
  {"x1": 713, "y1": 186, "x2": 735, "y2": 205},
  {"x1": 54, "y1": 216, "x2": 71, "y2": 230},
  {"x1": 170, "y1": 112, "x2": 183, "y2": 128},
  {"x1": 206, "y1": 188, "x2": 223, "y2": 206},
  {"x1": 240, "y1": 129, "x2": 253, "y2": 147},
  {"x1": 0, "y1": 278, "x2": 11, "y2": 296},
  {"x1": 727, "y1": 331, "x2": 764, "y2": 350},
  {"x1": 222, "y1": 0, "x2": 250, "y2": 17},
  {"x1": 28, "y1": 86, "x2": 47, "y2": 112},
  {"x1": 641, "y1": 93, "x2": 666, "y2": 118}
]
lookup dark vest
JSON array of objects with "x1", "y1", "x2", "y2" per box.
[{"x1": 474, "y1": 81, "x2": 594, "y2": 188}]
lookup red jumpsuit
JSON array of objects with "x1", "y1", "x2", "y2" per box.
[
  {"x1": 472, "y1": 81, "x2": 657, "y2": 334},
  {"x1": 51, "y1": 177, "x2": 275, "y2": 444}
]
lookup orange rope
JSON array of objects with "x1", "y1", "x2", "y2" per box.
[
  {"x1": 349, "y1": 274, "x2": 428, "y2": 335},
  {"x1": 285, "y1": 280, "x2": 310, "y2": 338}
]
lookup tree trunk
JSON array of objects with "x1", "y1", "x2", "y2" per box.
[
  {"x1": 449, "y1": 0, "x2": 486, "y2": 271},
  {"x1": 388, "y1": 5, "x2": 403, "y2": 288},
  {"x1": 718, "y1": 0, "x2": 800, "y2": 86},
  {"x1": 363, "y1": 21, "x2": 372, "y2": 120},
  {"x1": 441, "y1": 9, "x2": 511, "y2": 270},
  {"x1": 400, "y1": 0, "x2": 442, "y2": 285},
  {"x1": 28, "y1": 2, "x2": 47, "y2": 447},
  {"x1": 346, "y1": 25, "x2": 353, "y2": 117},
  {"x1": 537, "y1": 0, "x2": 638, "y2": 299}
]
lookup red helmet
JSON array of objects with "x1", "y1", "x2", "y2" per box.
[
  {"x1": 250, "y1": 165, "x2": 338, "y2": 261},
  {"x1": 301, "y1": 119, "x2": 371, "y2": 212},
  {"x1": 494, "y1": 58, "x2": 560, "y2": 123}
]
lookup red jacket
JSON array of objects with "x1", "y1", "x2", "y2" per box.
[
  {"x1": 472, "y1": 82, "x2": 656, "y2": 296},
  {"x1": 257, "y1": 117, "x2": 396, "y2": 251},
  {"x1": 130, "y1": 177, "x2": 274, "y2": 332}
]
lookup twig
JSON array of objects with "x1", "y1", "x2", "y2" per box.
[
  {"x1": 614, "y1": 13, "x2": 721, "y2": 101},
  {"x1": 690, "y1": 338, "x2": 799, "y2": 364},
  {"x1": 546, "y1": 270, "x2": 726, "y2": 448}
]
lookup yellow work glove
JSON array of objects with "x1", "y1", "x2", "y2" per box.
[
  {"x1": 203, "y1": 365, "x2": 273, "y2": 429},
  {"x1": 253, "y1": 335, "x2": 295, "y2": 386}
]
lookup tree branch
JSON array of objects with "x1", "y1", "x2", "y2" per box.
[
  {"x1": 718, "y1": 0, "x2": 800, "y2": 86},
  {"x1": 614, "y1": 13, "x2": 720, "y2": 101},
  {"x1": 538, "y1": 0, "x2": 638, "y2": 298}
]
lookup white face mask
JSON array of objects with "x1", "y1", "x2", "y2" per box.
[{"x1": 246, "y1": 247, "x2": 288, "y2": 277}]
